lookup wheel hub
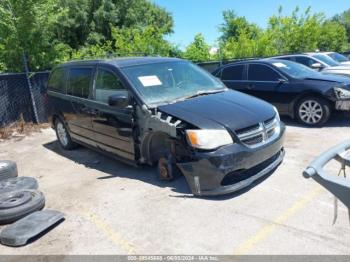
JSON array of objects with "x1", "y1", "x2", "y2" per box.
[
  {"x1": 158, "y1": 157, "x2": 173, "y2": 180},
  {"x1": 299, "y1": 100, "x2": 323, "y2": 124},
  {"x1": 0, "y1": 191, "x2": 32, "y2": 209}
]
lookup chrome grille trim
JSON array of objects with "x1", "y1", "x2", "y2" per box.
[{"x1": 237, "y1": 117, "x2": 280, "y2": 148}]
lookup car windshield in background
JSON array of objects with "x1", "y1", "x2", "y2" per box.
[
  {"x1": 328, "y1": 52, "x2": 349, "y2": 63},
  {"x1": 312, "y1": 54, "x2": 340, "y2": 66},
  {"x1": 121, "y1": 61, "x2": 226, "y2": 106},
  {"x1": 270, "y1": 60, "x2": 321, "y2": 79}
]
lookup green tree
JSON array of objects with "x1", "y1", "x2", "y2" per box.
[
  {"x1": 0, "y1": 0, "x2": 58, "y2": 71},
  {"x1": 333, "y1": 9, "x2": 350, "y2": 43},
  {"x1": 111, "y1": 26, "x2": 174, "y2": 56},
  {"x1": 318, "y1": 21, "x2": 347, "y2": 51},
  {"x1": 266, "y1": 7, "x2": 347, "y2": 53},
  {"x1": 219, "y1": 10, "x2": 260, "y2": 42},
  {"x1": 53, "y1": 0, "x2": 173, "y2": 49},
  {"x1": 266, "y1": 7, "x2": 324, "y2": 53},
  {"x1": 219, "y1": 6, "x2": 349, "y2": 60},
  {"x1": 0, "y1": 0, "x2": 175, "y2": 72},
  {"x1": 182, "y1": 33, "x2": 210, "y2": 62}
]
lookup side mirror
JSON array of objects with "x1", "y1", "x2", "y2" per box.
[
  {"x1": 108, "y1": 93, "x2": 129, "y2": 108},
  {"x1": 311, "y1": 63, "x2": 323, "y2": 70}
]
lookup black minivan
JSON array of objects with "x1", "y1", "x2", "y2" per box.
[{"x1": 47, "y1": 57, "x2": 285, "y2": 196}]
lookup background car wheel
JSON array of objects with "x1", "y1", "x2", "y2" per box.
[
  {"x1": 295, "y1": 96, "x2": 331, "y2": 126},
  {"x1": 0, "y1": 177, "x2": 39, "y2": 193},
  {"x1": 55, "y1": 118, "x2": 77, "y2": 150},
  {"x1": 0, "y1": 161, "x2": 18, "y2": 181},
  {"x1": 0, "y1": 190, "x2": 45, "y2": 225}
]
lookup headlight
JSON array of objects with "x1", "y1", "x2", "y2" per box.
[
  {"x1": 186, "y1": 129, "x2": 233, "y2": 150},
  {"x1": 334, "y1": 87, "x2": 350, "y2": 100},
  {"x1": 273, "y1": 106, "x2": 280, "y2": 121}
]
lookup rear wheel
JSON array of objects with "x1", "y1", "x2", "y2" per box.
[
  {"x1": 295, "y1": 96, "x2": 331, "y2": 126},
  {"x1": 54, "y1": 118, "x2": 77, "y2": 150}
]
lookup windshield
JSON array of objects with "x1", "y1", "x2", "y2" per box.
[
  {"x1": 328, "y1": 52, "x2": 349, "y2": 63},
  {"x1": 312, "y1": 54, "x2": 340, "y2": 67},
  {"x1": 270, "y1": 60, "x2": 322, "y2": 79},
  {"x1": 121, "y1": 61, "x2": 226, "y2": 106}
]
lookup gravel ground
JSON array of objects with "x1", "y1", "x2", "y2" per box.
[{"x1": 0, "y1": 114, "x2": 349, "y2": 255}]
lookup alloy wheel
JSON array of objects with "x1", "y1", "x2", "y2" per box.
[{"x1": 298, "y1": 100, "x2": 323, "y2": 125}]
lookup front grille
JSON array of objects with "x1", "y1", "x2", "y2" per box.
[
  {"x1": 267, "y1": 128, "x2": 275, "y2": 139},
  {"x1": 243, "y1": 134, "x2": 263, "y2": 145},
  {"x1": 236, "y1": 124, "x2": 260, "y2": 136},
  {"x1": 236, "y1": 116, "x2": 280, "y2": 148},
  {"x1": 221, "y1": 152, "x2": 281, "y2": 186}
]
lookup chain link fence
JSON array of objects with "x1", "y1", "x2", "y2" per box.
[{"x1": 0, "y1": 71, "x2": 49, "y2": 128}]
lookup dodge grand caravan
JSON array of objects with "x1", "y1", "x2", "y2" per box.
[{"x1": 47, "y1": 57, "x2": 285, "y2": 196}]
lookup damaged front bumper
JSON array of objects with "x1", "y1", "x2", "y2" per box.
[
  {"x1": 335, "y1": 100, "x2": 350, "y2": 111},
  {"x1": 177, "y1": 125, "x2": 285, "y2": 196}
]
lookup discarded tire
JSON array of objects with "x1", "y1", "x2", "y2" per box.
[
  {"x1": 0, "y1": 190, "x2": 45, "y2": 225},
  {"x1": 0, "y1": 177, "x2": 39, "y2": 193},
  {"x1": 0, "y1": 161, "x2": 18, "y2": 181}
]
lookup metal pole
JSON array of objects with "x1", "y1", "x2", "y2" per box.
[{"x1": 23, "y1": 52, "x2": 39, "y2": 124}]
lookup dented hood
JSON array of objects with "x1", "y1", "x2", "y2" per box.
[{"x1": 158, "y1": 90, "x2": 275, "y2": 132}]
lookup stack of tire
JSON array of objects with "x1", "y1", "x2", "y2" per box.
[{"x1": 0, "y1": 160, "x2": 45, "y2": 225}]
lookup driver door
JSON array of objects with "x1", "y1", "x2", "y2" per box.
[
  {"x1": 90, "y1": 67, "x2": 135, "y2": 161},
  {"x1": 246, "y1": 63, "x2": 291, "y2": 113}
]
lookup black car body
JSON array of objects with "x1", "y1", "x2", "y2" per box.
[
  {"x1": 213, "y1": 59, "x2": 350, "y2": 125},
  {"x1": 47, "y1": 57, "x2": 285, "y2": 196}
]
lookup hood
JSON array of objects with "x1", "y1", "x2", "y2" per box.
[
  {"x1": 340, "y1": 61, "x2": 350, "y2": 65},
  {"x1": 304, "y1": 73, "x2": 350, "y2": 84},
  {"x1": 324, "y1": 65, "x2": 350, "y2": 71},
  {"x1": 158, "y1": 90, "x2": 275, "y2": 132}
]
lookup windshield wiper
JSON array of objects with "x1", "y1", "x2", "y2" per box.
[
  {"x1": 182, "y1": 89, "x2": 226, "y2": 100},
  {"x1": 154, "y1": 89, "x2": 227, "y2": 106}
]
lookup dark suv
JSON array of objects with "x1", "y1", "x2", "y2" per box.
[{"x1": 47, "y1": 57, "x2": 285, "y2": 196}]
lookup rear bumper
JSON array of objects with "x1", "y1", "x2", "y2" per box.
[{"x1": 177, "y1": 124, "x2": 285, "y2": 196}]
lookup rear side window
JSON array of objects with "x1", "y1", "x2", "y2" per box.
[
  {"x1": 222, "y1": 65, "x2": 244, "y2": 80},
  {"x1": 95, "y1": 69, "x2": 126, "y2": 103},
  {"x1": 248, "y1": 64, "x2": 280, "y2": 81},
  {"x1": 294, "y1": 56, "x2": 315, "y2": 67},
  {"x1": 279, "y1": 56, "x2": 293, "y2": 61},
  {"x1": 67, "y1": 68, "x2": 92, "y2": 98},
  {"x1": 48, "y1": 68, "x2": 66, "y2": 93}
]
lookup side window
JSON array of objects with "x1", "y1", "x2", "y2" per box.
[
  {"x1": 295, "y1": 56, "x2": 314, "y2": 67},
  {"x1": 279, "y1": 57, "x2": 292, "y2": 61},
  {"x1": 248, "y1": 64, "x2": 280, "y2": 81},
  {"x1": 95, "y1": 68, "x2": 125, "y2": 103},
  {"x1": 214, "y1": 69, "x2": 222, "y2": 78},
  {"x1": 48, "y1": 68, "x2": 66, "y2": 93},
  {"x1": 67, "y1": 68, "x2": 92, "y2": 98},
  {"x1": 221, "y1": 65, "x2": 244, "y2": 81}
]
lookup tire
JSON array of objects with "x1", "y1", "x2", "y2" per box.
[
  {"x1": 295, "y1": 96, "x2": 331, "y2": 126},
  {"x1": 0, "y1": 161, "x2": 18, "y2": 181},
  {"x1": 0, "y1": 190, "x2": 45, "y2": 225},
  {"x1": 54, "y1": 118, "x2": 77, "y2": 150},
  {"x1": 0, "y1": 177, "x2": 39, "y2": 193}
]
